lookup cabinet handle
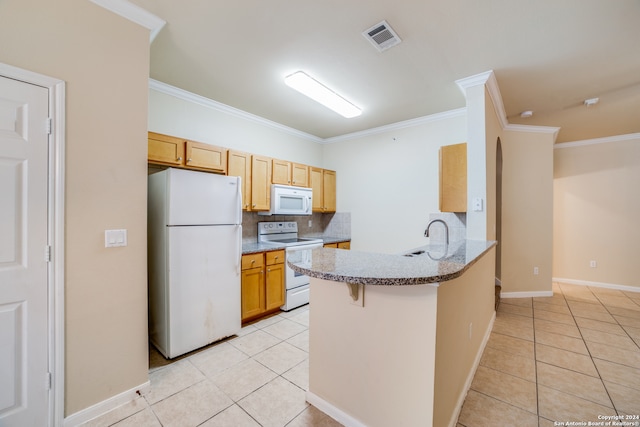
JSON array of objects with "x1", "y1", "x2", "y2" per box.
[
  {"x1": 187, "y1": 158, "x2": 192, "y2": 163},
  {"x1": 253, "y1": 204, "x2": 256, "y2": 208},
  {"x1": 274, "y1": 256, "x2": 279, "y2": 260},
  {"x1": 177, "y1": 157, "x2": 183, "y2": 161},
  {"x1": 267, "y1": 268, "x2": 271, "y2": 272},
  {"x1": 251, "y1": 260, "x2": 255, "y2": 264}
]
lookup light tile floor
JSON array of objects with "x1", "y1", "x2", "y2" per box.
[
  {"x1": 457, "y1": 282, "x2": 640, "y2": 427},
  {"x1": 82, "y1": 305, "x2": 342, "y2": 427},
  {"x1": 83, "y1": 282, "x2": 640, "y2": 427}
]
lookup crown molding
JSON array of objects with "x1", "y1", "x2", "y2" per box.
[
  {"x1": 504, "y1": 123, "x2": 561, "y2": 141},
  {"x1": 89, "y1": 0, "x2": 166, "y2": 42},
  {"x1": 323, "y1": 108, "x2": 467, "y2": 144},
  {"x1": 149, "y1": 79, "x2": 324, "y2": 143},
  {"x1": 456, "y1": 70, "x2": 509, "y2": 130},
  {"x1": 554, "y1": 132, "x2": 640, "y2": 149}
]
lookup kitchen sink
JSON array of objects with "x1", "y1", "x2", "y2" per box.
[{"x1": 403, "y1": 250, "x2": 425, "y2": 257}]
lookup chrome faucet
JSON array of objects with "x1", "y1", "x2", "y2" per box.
[{"x1": 424, "y1": 219, "x2": 449, "y2": 244}]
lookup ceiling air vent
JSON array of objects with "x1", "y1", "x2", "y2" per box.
[{"x1": 362, "y1": 20, "x2": 402, "y2": 52}]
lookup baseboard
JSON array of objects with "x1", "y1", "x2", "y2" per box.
[
  {"x1": 306, "y1": 391, "x2": 367, "y2": 427},
  {"x1": 63, "y1": 381, "x2": 150, "y2": 427},
  {"x1": 553, "y1": 277, "x2": 640, "y2": 294},
  {"x1": 501, "y1": 290, "x2": 553, "y2": 298},
  {"x1": 447, "y1": 311, "x2": 496, "y2": 427}
]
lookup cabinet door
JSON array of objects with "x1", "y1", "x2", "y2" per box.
[
  {"x1": 251, "y1": 155, "x2": 271, "y2": 211},
  {"x1": 310, "y1": 167, "x2": 324, "y2": 212},
  {"x1": 186, "y1": 140, "x2": 227, "y2": 173},
  {"x1": 323, "y1": 243, "x2": 338, "y2": 248},
  {"x1": 439, "y1": 143, "x2": 467, "y2": 212},
  {"x1": 148, "y1": 132, "x2": 185, "y2": 166},
  {"x1": 337, "y1": 241, "x2": 350, "y2": 250},
  {"x1": 228, "y1": 150, "x2": 252, "y2": 210},
  {"x1": 241, "y1": 267, "x2": 264, "y2": 321},
  {"x1": 265, "y1": 263, "x2": 285, "y2": 311},
  {"x1": 291, "y1": 163, "x2": 309, "y2": 187},
  {"x1": 272, "y1": 159, "x2": 291, "y2": 185},
  {"x1": 323, "y1": 169, "x2": 337, "y2": 213}
]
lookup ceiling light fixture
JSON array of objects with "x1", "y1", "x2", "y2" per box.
[
  {"x1": 520, "y1": 110, "x2": 533, "y2": 118},
  {"x1": 284, "y1": 71, "x2": 362, "y2": 118},
  {"x1": 584, "y1": 97, "x2": 599, "y2": 107}
]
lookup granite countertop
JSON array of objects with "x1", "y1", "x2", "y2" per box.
[
  {"x1": 242, "y1": 236, "x2": 351, "y2": 255},
  {"x1": 287, "y1": 239, "x2": 496, "y2": 286}
]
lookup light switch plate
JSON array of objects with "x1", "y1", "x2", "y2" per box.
[{"x1": 105, "y1": 229, "x2": 127, "y2": 248}]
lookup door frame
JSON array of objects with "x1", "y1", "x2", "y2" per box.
[{"x1": 0, "y1": 62, "x2": 65, "y2": 427}]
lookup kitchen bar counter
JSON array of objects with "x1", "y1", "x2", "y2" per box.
[
  {"x1": 294, "y1": 239, "x2": 497, "y2": 427},
  {"x1": 288, "y1": 239, "x2": 495, "y2": 286}
]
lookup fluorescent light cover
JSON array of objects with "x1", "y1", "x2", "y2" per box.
[{"x1": 284, "y1": 71, "x2": 361, "y2": 118}]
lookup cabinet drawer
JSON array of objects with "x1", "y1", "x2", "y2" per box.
[
  {"x1": 266, "y1": 250, "x2": 285, "y2": 265},
  {"x1": 337, "y1": 241, "x2": 351, "y2": 250},
  {"x1": 242, "y1": 253, "x2": 264, "y2": 270}
]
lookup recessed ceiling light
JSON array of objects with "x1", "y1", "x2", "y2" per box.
[
  {"x1": 520, "y1": 110, "x2": 533, "y2": 118},
  {"x1": 584, "y1": 97, "x2": 599, "y2": 107},
  {"x1": 284, "y1": 71, "x2": 362, "y2": 118}
]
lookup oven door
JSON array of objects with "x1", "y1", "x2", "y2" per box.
[{"x1": 284, "y1": 243, "x2": 323, "y2": 290}]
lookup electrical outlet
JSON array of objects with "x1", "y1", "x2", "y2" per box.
[
  {"x1": 533, "y1": 266, "x2": 539, "y2": 275},
  {"x1": 590, "y1": 260, "x2": 597, "y2": 268}
]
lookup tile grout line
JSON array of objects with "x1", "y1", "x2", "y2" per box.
[{"x1": 562, "y1": 285, "x2": 622, "y2": 416}]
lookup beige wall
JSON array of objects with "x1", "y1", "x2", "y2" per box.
[
  {"x1": 322, "y1": 113, "x2": 467, "y2": 254},
  {"x1": 309, "y1": 278, "x2": 439, "y2": 426},
  {"x1": 500, "y1": 129, "x2": 555, "y2": 294},
  {"x1": 0, "y1": 0, "x2": 150, "y2": 416},
  {"x1": 434, "y1": 248, "x2": 495, "y2": 427},
  {"x1": 553, "y1": 136, "x2": 640, "y2": 289},
  {"x1": 148, "y1": 89, "x2": 324, "y2": 167}
]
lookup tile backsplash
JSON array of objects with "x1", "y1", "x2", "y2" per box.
[
  {"x1": 426, "y1": 212, "x2": 466, "y2": 244},
  {"x1": 242, "y1": 211, "x2": 351, "y2": 243}
]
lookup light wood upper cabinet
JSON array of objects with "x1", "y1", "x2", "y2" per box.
[
  {"x1": 291, "y1": 163, "x2": 309, "y2": 187},
  {"x1": 439, "y1": 142, "x2": 467, "y2": 212},
  {"x1": 272, "y1": 159, "x2": 291, "y2": 185},
  {"x1": 323, "y1": 169, "x2": 336, "y2": 212},
  {"x1": 185, "y1": 140, "x2": 227, "y2": 173},
  {"x1": 148, "y1": 132, "x2": 186, "y2": 166},
  {"x1": 311, "y1": 167, "x2": 336, "y2": 213},
  {"x1": 251, "y1": 155, "x2": 271, "y2": 211},
  {"x1": 228, "y1": 150, "x2": 252, "y2": 210},
  {"x1": 272, "y1": 160, "x2": 309, "y2": 187},
  {"x1": 148, "y1": 132, "x2": 227, "y2": 174},
  {"x1": 310, "y1": 167, "x2": 324, "y2": 212}
]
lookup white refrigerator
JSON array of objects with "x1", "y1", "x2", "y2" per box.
[{"x1": 148, "y1": 168, "x2": 242, "y2": 359}]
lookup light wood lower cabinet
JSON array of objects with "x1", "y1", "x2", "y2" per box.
[
  {"x1": 323, "y1": 241, "x2": 350, "y2": 250},
  {"x1": 241, "y1": 250, "x2": 285, "y2": 323}
]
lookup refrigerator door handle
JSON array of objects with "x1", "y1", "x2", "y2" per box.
[
  {"x1": 236, "y1": 224, "x2": 242, "y2": 275},
  {"x1": 236, "y1": 176, "x2": 242, "y2": 225}
]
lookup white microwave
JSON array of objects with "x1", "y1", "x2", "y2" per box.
[{"x1": 258, "y1": 184, "x2": 312, "y2": 216}]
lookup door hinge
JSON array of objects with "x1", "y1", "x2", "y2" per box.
[
  {"x1": 46, "y1": 372, "x2": 52, "y2": 390},
  {"x1": 44, "y1": 245, "x2": 52, "y2": 262},
  {"x1": 46, "y1": 117, "x2": 52, "y2": 135}
]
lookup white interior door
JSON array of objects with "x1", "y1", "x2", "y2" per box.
[{"x1": 0, "y1": 75, "x2": 50, "y2": 426}]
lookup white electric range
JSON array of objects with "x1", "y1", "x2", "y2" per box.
[{"x1": 258, "y1": 222, "x2": 323, "y2": 311}]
